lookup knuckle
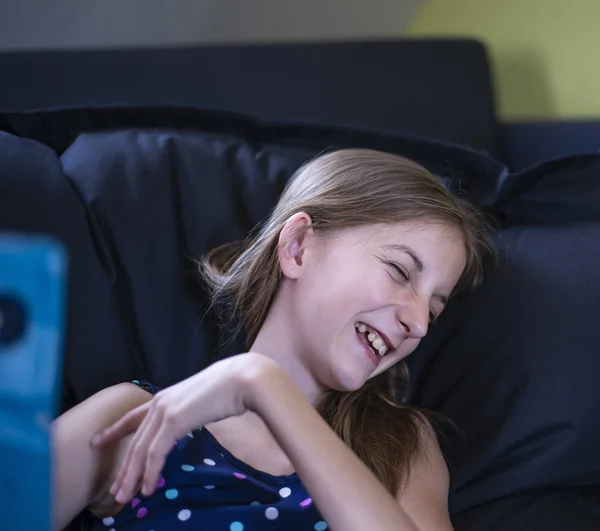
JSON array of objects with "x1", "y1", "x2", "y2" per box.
[
  {"x1": 121, "y1": 414, "x2": 134, "y2": 427},
  {"x1": 147, "y1": 446, "x2": 160, "y2": 462},
  {"x1": 153, "y1": 396, "x2": 168, "y2": 414},
  {"x1": 163, "y1": 407, "x2": 179, "y2": 427},
  {"x1": 132, "y1": 442, "x2": 145, "y2": 457}
]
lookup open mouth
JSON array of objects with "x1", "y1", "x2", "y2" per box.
[{"x1": 354, "y1": 322, "x2": 392, "y2": 358}]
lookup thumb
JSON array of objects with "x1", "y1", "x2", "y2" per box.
[{"x1": 91, "y1": 403, "x2": 149, "y2": 447}]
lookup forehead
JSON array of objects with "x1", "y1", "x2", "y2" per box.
[{"x1": 342, "y1": 221, "x2": 464, "y2": 249}]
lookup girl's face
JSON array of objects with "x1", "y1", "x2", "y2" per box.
[{"x1": 278, "y1": 216, "x2": 467, "y2": 392}]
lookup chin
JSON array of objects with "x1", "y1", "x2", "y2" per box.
[{"x1": 329, "y1": 368, "x2": 370, "y2": 393}]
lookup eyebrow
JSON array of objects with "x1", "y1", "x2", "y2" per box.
[
  {"x1": 383, "y1": 244, "x2": 425, "y2": 273},
  {"x1": 382, "y1": 244, "x2": 449, "y2": 307}
]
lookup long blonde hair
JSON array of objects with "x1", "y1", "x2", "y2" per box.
[{"x1": 201, "y1": 149, "x2": 488, "y2": 494}]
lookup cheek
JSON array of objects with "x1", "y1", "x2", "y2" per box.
[
  {"x1": 308, "y1": 261, "x2": 383, "y2": 309},
  {"x1": 347, "y1": 268, "x2": 393, "y2": 311},
  {"x1": 294, "y1": 270, "x2": 353, "y2": 332}
]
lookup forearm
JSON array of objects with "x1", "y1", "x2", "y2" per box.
[
  {"x1": 247, "y1": 365, "x2": 420, "y2": 531},
  {"x1": 52, "y1": 384, "x2": 152, "y2": 529}
]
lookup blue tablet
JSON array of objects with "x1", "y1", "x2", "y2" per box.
[{"x1": 0, "y1": 233, "x2": 68, "y2": 531}]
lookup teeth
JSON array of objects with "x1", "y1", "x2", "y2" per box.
[
  {"x1": 356, "y1": 322, "x2": 390, "y2": 357},
  {"x1": 372, "y1": 337, "x2": 384, "y2": 350}
]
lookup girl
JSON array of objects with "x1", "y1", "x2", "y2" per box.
[{"x1": 52, "y1": 149, "x2": 488, "y2": 531}]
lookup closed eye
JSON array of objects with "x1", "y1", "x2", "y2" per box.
[
  {"x1": 388, "y1": 261, "x2": 410, "y2": 282},
  {"x1": 381, "y1": 255, "x2": 444, "y2": 322}
]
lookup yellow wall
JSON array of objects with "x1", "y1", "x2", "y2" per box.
[{"x1": 407, "y1": 0, "x2": 600, "y2": 121}]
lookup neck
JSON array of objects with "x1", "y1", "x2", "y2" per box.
[{"x1": 249, "y1": 288, "x2": 324, "y2": 406}]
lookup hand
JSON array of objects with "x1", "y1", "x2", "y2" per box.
[{"x1": 90, "y1": 352, "x2": 274, "y2": 504}]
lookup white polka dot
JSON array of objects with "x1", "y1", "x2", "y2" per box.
[
  {"x1": 279, "y1": 487, "x2": 292, "y2": 498},
  {"x1": 181, "y1": 464, "x2": 195, "y2": 472},
  {"x1": 178, "y1": 509, "x2": 192, "y2": 521},
  {"x1": 102, "y1": 517, "x2": 115, "y2": 526},
  {"x1": 265, "y1": 507, "x2": 279, "y2": 520},
  {"x1": 203, "y1": 458, "x2": 216, "y2": 466},
  {"x1": 250, "y1": 501, "x2": 261, "y2": 506},
  {"x1": 314, "y1": 521, "x2": 328, "y2": 531},
  {"x1": 203, "y1": 484, "x2": 215, "y2": 489},
  {"x1": 230, "y1": 522, "x2": 244, "y2": 531}
]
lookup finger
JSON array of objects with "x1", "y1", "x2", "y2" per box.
[
  {"x1": 92, "y1": 403, "x2": 150, "y2": 447},
  {"x1": 114, "y1": 406, "x2": 165, "y2": 503},
  {"x1": 109, "y1": 406, "x2": 155, "y2": 498},
  {"x1": 110, "y1": 413, "x2": 155, "y2": 500},
  {"x1": 141, "y1": 420, "x2": 180, "y2": 496},
  {"x1": 139, "y1": 392, "x2": 200, "y2": 496}
]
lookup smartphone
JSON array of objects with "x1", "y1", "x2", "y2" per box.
[{"x1": 0, "y1": 233, "x2": 68, "y2": 531}]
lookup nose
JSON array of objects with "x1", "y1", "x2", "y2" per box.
[{"x1": 395, "y1": 301, "x2": 429, "y2": 339}]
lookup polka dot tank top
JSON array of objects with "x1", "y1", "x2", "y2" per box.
[{"x1": 86, "y1": 381, "x2": 329, "y2": 531}]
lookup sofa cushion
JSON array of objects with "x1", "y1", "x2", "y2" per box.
[
  {"x1": 56, "y1": 109, "x2": 502, "y2": 392},
  {"x1": 408, "y1": 155, "x2": 600, "y2": 514},
  {"x1": 0, "y1": 131, "x2": 130, "y2": 410},
  {"x1": 453, "y1": 487, "x2": 600, "y2": 531}
]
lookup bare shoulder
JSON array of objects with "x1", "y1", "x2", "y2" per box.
[
  {"x1": 396, "y1": 417, "x2": 453, "y2": 531},
  {"x1": 408, "y1": 417, "x2": 450, "y2": 490},
  {"x1": 52, "y1": 383, "x2": 153, "y2": 530}
]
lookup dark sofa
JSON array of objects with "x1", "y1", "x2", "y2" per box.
[{"x1": 1, "y1": 39, "x2": 599, "y2": 530}]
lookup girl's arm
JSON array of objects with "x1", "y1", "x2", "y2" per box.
[
  {"x1": 395, "y1": 421, "x2": 453, "y2": 530},
  {"x1": 248, "y1": 362, "x2": 453, "y2": 531},
  {"x1": 51, "y1": 383, "x2": 151, "y2": 530},
  {"x1": 93, "y1": 354, "x2": 452, "y2": 531}
]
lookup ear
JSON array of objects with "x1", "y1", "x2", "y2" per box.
[{"x1": 277, "y1": 212, "x2": 314, "y2": 280}]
